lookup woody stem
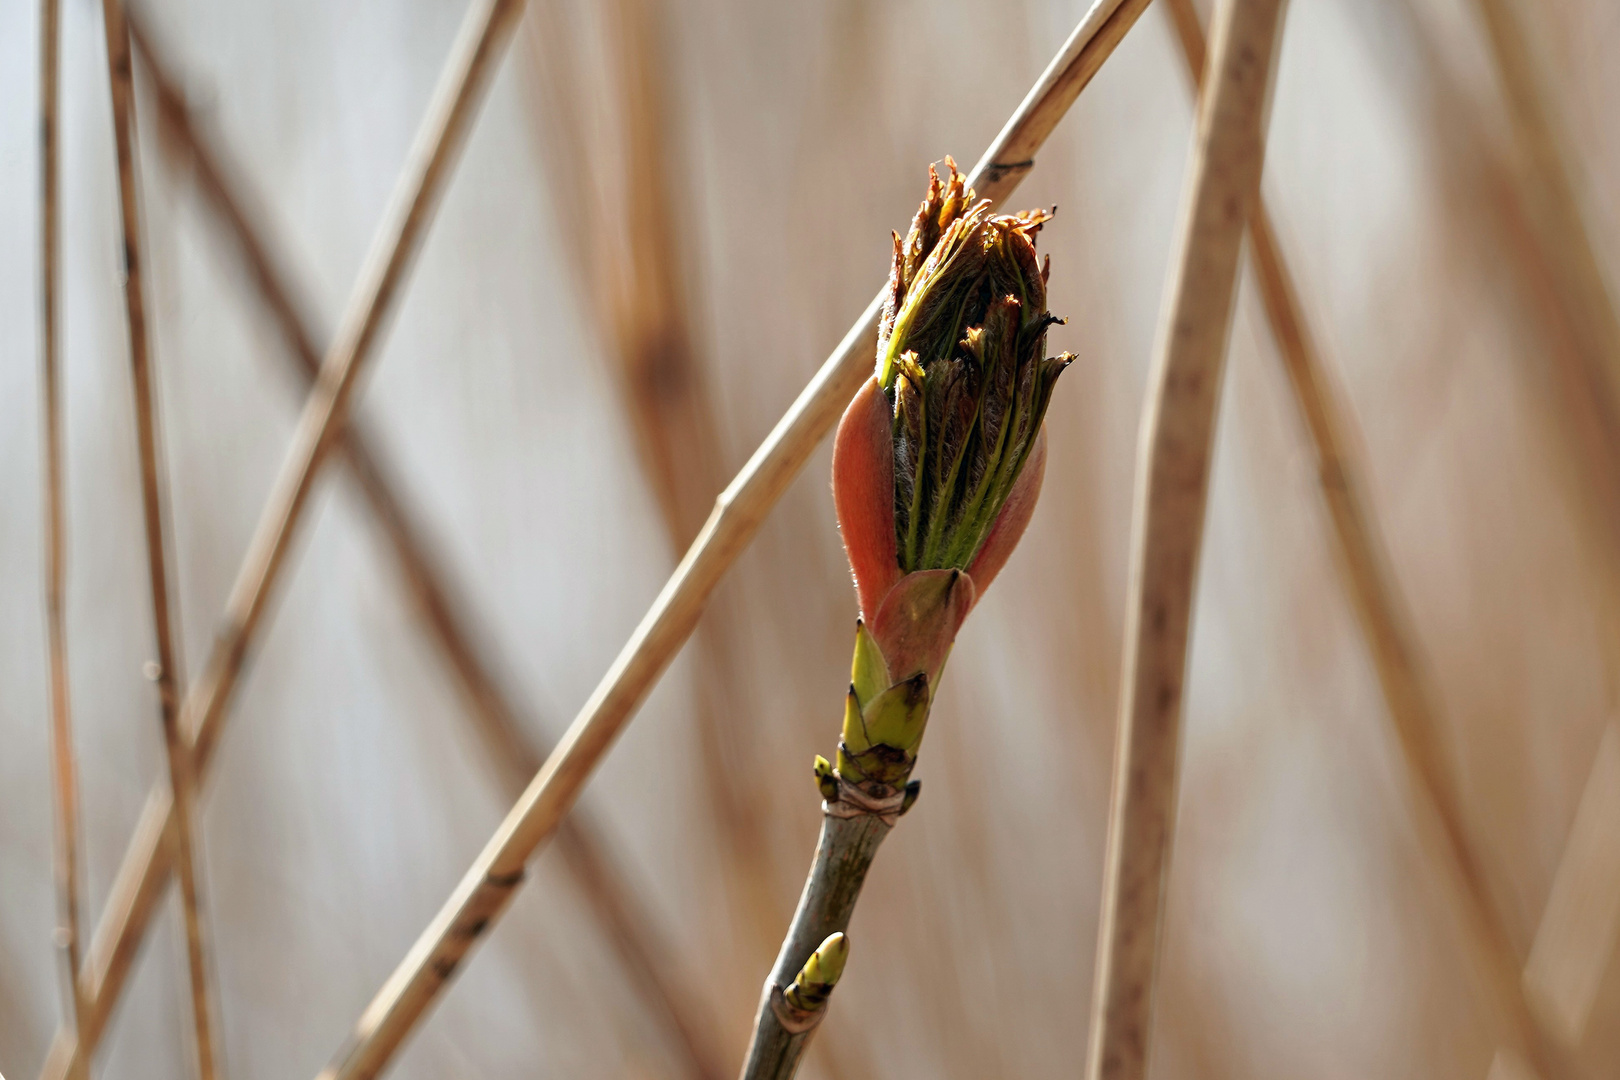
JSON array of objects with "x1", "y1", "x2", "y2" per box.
[{"x1": 737, "y1": 808, "x2": 892, "y2": 1080}]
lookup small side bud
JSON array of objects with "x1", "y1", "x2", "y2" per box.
[
  {"x1": 813, "y1": 755, "x2": 839, "y2": 801},
  {"x1": 900, "y1": 779, "x2": 921, "y2": 816},
  {"x1": 784, "y1": 932, "x2": 850, "y2": 1012}
]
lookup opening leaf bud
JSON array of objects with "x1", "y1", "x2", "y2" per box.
[
  {"x1": 877, "y1": 159, "x2": 1073, "y2": 577},
  {"x1": 836, "y1": 157, "x2": 1071, "y2": 618}
]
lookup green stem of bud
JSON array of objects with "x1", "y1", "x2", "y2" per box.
[{"x1": 745, "y1": 148, "x2": 1071, "y2": 1078}]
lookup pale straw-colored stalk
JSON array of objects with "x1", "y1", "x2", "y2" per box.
[
  {"x1": 37, "y1": 0, "x2": 89, "y2": 1070},
  {"x1": 126, "y1": 17, "x2": 727, "y2": 1078},
  {"x1": 1469, "y1": 0, "x2": 1620, "y2": 447},
  {"x1": 41, "y1": 2, "x2": 528, "y2": 1076},
  {"x1": 1162, "y1": 2, "x2": 1575, "y2": 1078},
  {"x1": 99, "y1": 1, "x2": 224, "y2": 1075},
  {"x1": 1083, "y1": 1, "x2": 1287, "y2": 1077},
  {"x1": 1373, "y1": 0, "x2": 1620, "y2": 595},
  {"x1": 313, "y1": 2, "x2": 1155, "y2": 1077}
]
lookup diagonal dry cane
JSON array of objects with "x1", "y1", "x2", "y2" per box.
[
  {"x1": 1463, "y1": 0, "x2": 1620, "y2": 667},
  {"x1": 40, "y1": 1, "x2": 529, "y2": 1077},
  {"x1": 1082, "y1": 1, "x2": 1287, "y2": 1078},
  {"x1": 1387, "y1": 0, "x2": 1620, "y2": 661},
  {"x1": 99, "y1": 0, "x2": 224, "y2": 1075},
  {"x1": 1469, "y1": 0, "x2": 1620, "y2": 451},
  {"x1": 124, "y1": 16, "x2": 728, "y2": 1080},
  {"x1": 312, "y1": 2, "x2": 1156, "y2": 1077},
  {"x1": 37, "y1": 0, "x2": 90, "y2": 1068},
  {"x1": 1159, "y1": 3, "x2": 1577, "y2": 1079},
  {"x1": 1370, "y1": 0, "x2": 1620, "y2": 603}
]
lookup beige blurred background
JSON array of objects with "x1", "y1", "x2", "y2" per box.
[{"x1": 4, "y1": 0, "x2": 1620, "y2": 1077}]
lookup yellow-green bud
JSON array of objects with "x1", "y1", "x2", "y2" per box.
[
  {"x1": 784, "y1": 932, "x2": 850, "y2": 1012},
  {"x1": 813, "y1": 755, "x2": 839, "y2": 801}
]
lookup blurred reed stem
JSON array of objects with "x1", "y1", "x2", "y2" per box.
[
  {"x1": 1083, "y1": 1, "x2": 1286, "y2": 1077},
  {"x1": 1370, "y1": 0, "x2": 1620, "y2": 632},
  {"x1": 1163, "y1": 2, "x2": 1576, "y2": 1078},
  {"x1": 1460, "y1": 0, "x2": 1620, "y2": 682},
  {"x1": 42, "y1": 2, "x2": 529, "y2": 1076},
  {"x1": 1469, "y1": 0, "x2": 1620, "y2": 458},
  {"x1": 126, "y1": 15, "x2": 729, "y2": 1080},
  {"x1": 313, "y1": 2, "x2": 1155, "y2": 1077},
  {"x1": 37, "y1": 0, "x2": 89, "y2": 1067},
  {"x1": 521, "y1": 0, "x2": 790, "y2": 1008},
  {"x1": 99, "y1": 0, "x2": 223, "y2": 1075}
]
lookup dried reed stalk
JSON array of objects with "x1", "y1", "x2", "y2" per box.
[
  {"x1": 1470, "y1": 0, "x2": 1620, "y2": 455},
  {"x1": 314, "y1": 2, "x2": 1155, "y2": 1076},
  {"x1": 1162, "y1": 2, "x2": 1574, "y2": 1077},
  {"x1": 1083, "y1": 1, "x2": 1287, "y2": 1077},
  {"x1": 99, "y1": 1, "x2": 222, "y2": 1075},
  {"x1": 126, "y1": 19, "x2": 726, "y2": 1079},
  {"x1": 176, "y1": 0, "x2": 526, "y2": 783},
  {"x1": 1523, "y1": 723, "x2": 1620, "y2": 1045},
  {"x1": 1431, "y1": 15, "x2": 1620, "y2": 1069},
  {"x1": 1368, "y1": 0, "x2": 1620, "y2": 598},
  {"x1": 37, "y1": 0, "x2": 88, "y2": 1065},
  {"x1": 42, "y1": 3, "x2": 527, "y2": 1076}
]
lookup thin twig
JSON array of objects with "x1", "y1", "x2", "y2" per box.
[
  {"x1": 99, "y1": 1, "x2": 222, "y2": 1076},
  {"x1": 313, "y1": 3, "x2": 1154, "y2": 1076},
  {"x1": 43, "y1": 3, "x2": 527, "y2": 1077},
  {"x1": 1161, "y1": 3, "x2": 1576, "y2": 1078},
  {"x1": 38, "y1": 0, "x2": 88, "y2": 1064},
  {"x1": 738, "y1": 815, "x2": 887, "y2": 1080},
  {"x1": 124, "y1": 17, "x2": 727, "y2": 1080},
  {"x1": 1082, "y1": 1, "x2": 1287, "y2": 1078}
]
